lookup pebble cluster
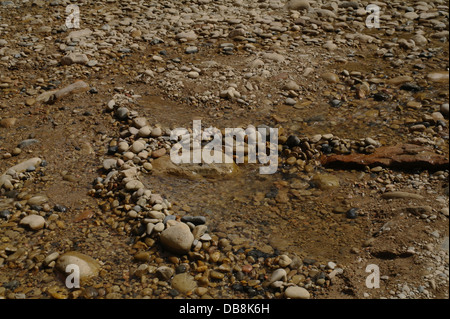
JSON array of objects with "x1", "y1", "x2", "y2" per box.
[{"x1": 83, "y1": 92, "x2": 360, "y2": 299}]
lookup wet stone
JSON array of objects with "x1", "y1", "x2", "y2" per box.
[
  {"x1": 303, "y1": 257, "x2": 317, "y2": 265},
  {"x1": 3, "y1": 280, "x2": 20, "y2": 291},
  {"x1": 150, "y1": 127, "x2": 162, "y2": 138},
  {"x1": 107, "y1": 146, "x2": 118, "y2": 154},
  {"x1": 0, "y1": 210, "x2": 12, "y2": 220},
  {"x1": 373, "y1": 92, "x2": 390, "y2": 101},
  {"x1": 400, "y1": 83, "x2": 422, "y2": 92},
  {"x1": 29, "y1": 205, "x2": 42, "y2": 212},
  {"x1": 55, "y1": 251, "x2": 101, "y2": 283},
  {"x1": 171, "y1": 273, "x2": 197, "y2": 294},
  {"x1": 156, "y1": 266, "x2": 175, "y2": 281},
  {"x1": 312, "y1": 174, "x2": 340, "y2": 190},
  {"x1": 286, "y1": 135, "x2": 301, "y2": 148},
  {"x1": 330, "y1": 99, "x2": 342, "y2": 107},
  {"x1": 346, "y1": 208, "x2": 358, "y2": 219},
  {"x1": 175, "y1": 264, "x2": 188, "y2": 274},
  {"x1": 80, "y1": 287, "x2": 99, "y2": 299},
  {"x1": 181, "y1": 216, "x2": 206, "y2": 225},
  {"x1": 115, "y1": 107, "x2": 129, "y2": 120}
]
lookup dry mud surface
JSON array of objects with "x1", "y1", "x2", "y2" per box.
[{"x1": 0, "y1": 0, "x2": 449, "y2": 300}]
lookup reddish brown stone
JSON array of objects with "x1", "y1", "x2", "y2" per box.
[
  {"x1": 242, "y1": 264, "x2": 253, "y2": 273},
  {"x1": 320, "y1": 143, "x2": 449, "y2": 171},
  {"x1": 151, "y1": 148, "x2": 167, "y2": 158},
  {"x1": 73, "y1": 209, "x2": 95, "y2": 222}
]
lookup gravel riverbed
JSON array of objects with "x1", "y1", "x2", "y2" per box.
[{"x1": 0, "y1": 0, "x2": 448, "y2": 300}]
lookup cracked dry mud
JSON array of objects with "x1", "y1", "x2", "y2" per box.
[{"x1": 0, "y1": 0, "x2": 449, "y2": 300}]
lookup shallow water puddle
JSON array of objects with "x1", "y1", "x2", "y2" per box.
[{"x1": 145, "y1": 163, "x2": 281, "y2": 218}]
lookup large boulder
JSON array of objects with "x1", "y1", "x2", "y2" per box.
[
  {"x1": 160, "y1": 222, "x2": 194, "y2": 254},
  {"x1": 55, "y1": 251, "x2": 101, "y2": 284}
]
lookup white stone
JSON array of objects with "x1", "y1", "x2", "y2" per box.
[
  {"x1": 176, "y1": 30, "x2": 197, "y2": 41},
  {"x1": 156, "y1": 266, "x2": 174, "y2": 281},
  {"x1": 188, "y1": 71, "x2": 199, "y2": 78},
  {"x1": 327, "y1": 261, "x2": 337, "y2": 270},
  {"x1": 269, "y1": 268, "x2": 287, "y2": 284},
  {"x1": 125, "y1": 180, "x2": 144, "y2": 191},
  {"x1": 404, "y1": 12, "x2": 419, "y2": 20},
  {"x1": 412, "y1": 34, "x2": 428, "y2": 46},
  {"x1": 150, "y1": 127, "x2": 162, "y2": 137},
  {"x1": 103, "y1": 159, "x2": 117, "y2": 170},
  {"x1": 365, "y1": 137, "x2": 380, "y2": 147},
  {"x1": 138, "y1": 126, "x2": 152, "y2": 137},
  {"x1": 131, "y1": 141, "x2": 146, "y2": 153},
  {"x1": 285, "y1": 98, "x2": 296, "y2": 106},
  {"x1": 154, "y1": 222, "x2": 165, "y2": 232},
  {"x1": 9, "y1": 157, "x2": 42, "y2": 174},
  {"x1": 133, "y1": 117, "x2": 148, "y2": 129},
  {"x1": 284, "y1": 286, "x2": 310, "y2": 299},
  {"x1": 278, "y1": 254, "x2": 292, "y2": 267},
  {"x1": 148, "y1": 211, "x2": 165, "y2": 220},
  {"x1": 118, "y1": 141, "x2": 129, "y2": 152},
  {"x1": 323, "y1": 40, "x2": 338, "y2": 51},
  {"x1": 121, "y1": 167, "x2": 138, "y2": 179},
  {"x1": 106, "y1": 100, "x2": 116, "y2": 111},
  {"x1": 20, "y1": 215, "x2": 46, "y2": 230},
  {"x1": 123, "y1": 152, "x2": 135, "y2": 160},
  {"x1": 61, "y1": 53, "x2": 89, "y2": 65},
  {"x1": 427, "y1": 72, "x2": 449, "y2": 83},
  {"x1": 310, "y1": 134, "x2": 322, "y2": 143},
  {"x1": 146, "y1": 223, "x2": 155, "y2": 235},
  {"x1": 138, "y1": 150, "x2": 149, "y2": 159},
  {"x1": 55, "y1": 251, "x2": 100, "y2": 283}
]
